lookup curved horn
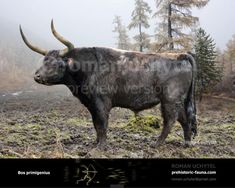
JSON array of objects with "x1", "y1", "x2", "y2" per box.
[
  {"x1": 19, "y1": 25, "x2": 48, "y2": 56},
  {"x1": 51, "y1": 19, "x2": 74, "y2": 54}
]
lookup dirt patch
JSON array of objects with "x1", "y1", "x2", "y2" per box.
[{"x1": 0, "y1": 89, "x2": 235, "y2": 158}]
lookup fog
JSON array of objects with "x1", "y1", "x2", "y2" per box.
[{"x1": 0, "y1": 0, "x2": 235, "y2": 51}]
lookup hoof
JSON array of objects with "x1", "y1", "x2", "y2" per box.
[
  {"x1": 156, "y1": 137, "x2": 165, "y2": 146},
  {"x1": 151, "y1": 139, "x2": 164, "y2": 148},
  {"x1": 96, "y1": 141, "x2": 107, "y2": 151},
  {"x1": 184, "y1": 141, "x2": 191, "y2": 147},
  {"x1": 86, "y1": 147, "x2": 107, "y2": 158}
]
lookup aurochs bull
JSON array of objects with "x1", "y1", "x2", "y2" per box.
[{"x1": 20, "y1": 20, "x2": 197, "y2": 148}]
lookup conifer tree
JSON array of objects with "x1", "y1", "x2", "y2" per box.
[
  {"x1": 224, "y1": 34, "x2": 235, "y2": 74},
  {"x1": 154, "y1": 0, "x2": 209, "y2": 51},
  {"x1": 129, "y1": 0, "x2": 152, "y2": 52},
  {"x1": 194, "y1": 28, "x2": 222, "y2": 97},
  {"x1": 113, "y1": 16, "x2": 131, "y2": 50}
]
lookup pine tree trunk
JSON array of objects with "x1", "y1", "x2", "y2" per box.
[
  {"x1": 139, "y1": 22, "x2": 143, "y2": 52},
  {"x1": 168, "y1": 3, "x2": 174, "y2": 50}
]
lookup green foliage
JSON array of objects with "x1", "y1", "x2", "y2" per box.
[
  {"x1": 66, "y1": 118, "x2": 89, "y2": 126},
  {"x1": 194, "y1": 28, "x2": 223, "y2": 97},
  {"x1": 125, "y1": 115, "x2": 161, "y2": 133},
  {"x1": 128, "y1": 0, "x2": 152, "y2": 52},
  {"x1": 154, "y1": 0, "x2": 209, "y2": 51}
]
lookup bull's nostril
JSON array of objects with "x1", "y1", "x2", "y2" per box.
[{"x1": 34, "y1": 74, "x2": 41, "y2": 80}]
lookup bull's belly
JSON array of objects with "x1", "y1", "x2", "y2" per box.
[{"x1": 113, "y1": 93, "x2": 160, "y2": 112}]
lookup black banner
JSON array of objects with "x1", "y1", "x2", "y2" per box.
[{"x1": 0, "y1": 159, "x2": 234, "y2": 187}]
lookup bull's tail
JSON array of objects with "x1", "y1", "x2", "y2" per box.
[
  {"x1": 178, "y1": 53, "x2": 197, "y2": 137},
  {"x1": 185, "y1": 52, "x2": 197, "y2": 137}
]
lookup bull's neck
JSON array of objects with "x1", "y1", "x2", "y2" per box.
[{"x1": 64, "y1": 73, "x2": 91, "y2": 107}]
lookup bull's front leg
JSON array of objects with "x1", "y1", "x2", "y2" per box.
[
  {"x1": 89, "y1": 99, "x2": 111, "y2": 149},
  {"x1": 92, "y1": 112, "x2": 108, "y2": 147}
]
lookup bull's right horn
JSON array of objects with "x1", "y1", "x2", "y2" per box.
[{"x1": 19, "y1": 25, "x2": 48, "y2": 56}]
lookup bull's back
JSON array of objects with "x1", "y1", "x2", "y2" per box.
[
  {"x1": 95, "y1": 48, "x2": 193, "y2": 110},
  {"x1": 112, "y1": 55, "x2": 192, "y2": 110}
]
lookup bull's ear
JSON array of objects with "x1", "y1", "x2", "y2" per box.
[{"x1": 67, "y1": 58, "x2": 78, "y2": 72}]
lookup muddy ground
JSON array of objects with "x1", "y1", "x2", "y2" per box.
[{"x1": 0, "y1": 88, "x2": 235, "y2": 158}]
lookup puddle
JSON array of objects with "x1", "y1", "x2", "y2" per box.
[
  {"x1": 12, "y1": 91, "x2": 23, "y2": 96},
  {"x1": 1, "y1": 90, "x2": 34, "y2": 97}
]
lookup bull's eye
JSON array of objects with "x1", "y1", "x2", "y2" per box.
[
  {"x1": 44, "y1": 57, "x2": 49, "y2": 61},
  {"x1": 59, "y1": 64, "x2": 63, "y2": 68}
]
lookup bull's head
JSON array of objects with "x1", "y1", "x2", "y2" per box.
[{"x1": 19, "y1": 20, "x2": 75, "y2": 85}]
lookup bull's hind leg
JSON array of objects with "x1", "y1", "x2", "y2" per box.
[
  {"x1": 157, "y1": 103, "x2": 178, "y2": 145},
  {"x1": 178, "y1": 109, "x2": 192, "y2": 147}
]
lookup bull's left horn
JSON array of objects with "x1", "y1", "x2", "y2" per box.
[
  {"x1": 19, "y1": 25, "x2": 48, "y2": 56},
  {"x1": 51, "y1": 19, "x2": 74, "y2": 55}
]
